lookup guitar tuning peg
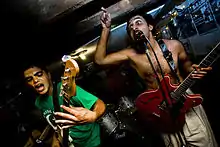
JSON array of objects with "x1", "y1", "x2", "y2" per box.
[
  {"x1": 61, "y1": 76, "x2": 69, "y2": 80},
  {"x1": 62, "y1": 83, "x2": 67, "y2": 87},
  {"x1": 62, "y1": 55, "x2": 71, "y2": 62},
  {"x1": 60, "y1": 91, "x2": 70, "y2": 100},
  {"x1": 65, "y1": 68, "x2": 70, "y2": 72}
]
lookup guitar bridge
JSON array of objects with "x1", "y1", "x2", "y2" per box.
[
  {"x1": 158, "y1": 105, "x2": 165, "y2": 110},
  {"x1": 158, "y1": 101, "x2": 167, "y2": 110},
  {"x1": 152, "y1": 112, "x2": 160, "y2": 118}
]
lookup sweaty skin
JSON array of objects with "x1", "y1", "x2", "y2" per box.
[{"x1": 95, "y1": 9, "x2": 212, "y2": 90}]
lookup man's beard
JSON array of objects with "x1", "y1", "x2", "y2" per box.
[
  {"x1": 132, "y1": 30, "x2": 148, "y2": 54},
  {"x1": 131, "y1": 39, "x2": 147, "y2": 54}
]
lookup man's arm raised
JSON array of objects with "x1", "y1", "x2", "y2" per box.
[{"x1": 94, "y1": 7, "x2": 129, "y2": 65}]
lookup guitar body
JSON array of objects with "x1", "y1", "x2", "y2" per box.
[{"x1": 135, "y1": 76, "x2": 203, "y2": 133}]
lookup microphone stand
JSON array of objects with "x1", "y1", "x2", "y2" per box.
[
  {"x1": 135, "y1": 30, "x2": 188, "y2": 147},
  {"x1": 0, "y1": 92, "x2": 22, "y2": 109},
  {"x1": 135, "y1": 30, "x2": 171, "y2": 108}
]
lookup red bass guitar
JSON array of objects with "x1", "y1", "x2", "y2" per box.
[{"x1": 135, "y1": 41, "x2": 220, "y2": 133}]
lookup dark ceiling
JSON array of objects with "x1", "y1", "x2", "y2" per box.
[
  {"x1": 0, "y1": 0, "x2": 187, "y2": 84},
  {"x1": 1, "y1": 0, "x2": 175, "y2": 76}
]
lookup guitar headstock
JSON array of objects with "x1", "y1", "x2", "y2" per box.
[{"x1": 61, "y1": 58, "x2": 79, "y2": 102}]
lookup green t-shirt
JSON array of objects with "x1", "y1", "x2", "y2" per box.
[{"x1": 35, "y1": 82, "x2": 100, "y2": 147}]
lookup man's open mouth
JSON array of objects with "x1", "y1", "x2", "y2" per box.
[{"x1": 35, "y1": 83, "x2": 44, "y2": 92}]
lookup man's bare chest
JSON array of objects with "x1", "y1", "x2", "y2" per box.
[{"x1": 129, "y1": 52, "x2": 178, "y2": 77}]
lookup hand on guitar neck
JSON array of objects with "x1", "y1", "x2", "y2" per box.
[
  {"x1": 55, "y1": 105, "x2": 97, "y2": 129},
  {"x1": 55, "y1": 58, "x2": 80, "y2": 147},
  {"x1": 190, "y1": 64, "x2": 212, "y2": 79},
  {"x1": 54, "y1": 58, "x2": 105, "y2": 147},
  {"x1": 54, "y1": 58, "x2": 101, "y2": 129},
  {"x1": 135, "y1": 41, "x2": 220, "y2": 133}
]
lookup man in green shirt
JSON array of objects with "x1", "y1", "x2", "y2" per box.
[{"x1": 23, "y1": 63, "x2": 106, "y2": 147}]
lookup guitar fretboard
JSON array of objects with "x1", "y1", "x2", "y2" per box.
[{"x1": 173, "y1": 41, "x2": 220, "y2": 99}]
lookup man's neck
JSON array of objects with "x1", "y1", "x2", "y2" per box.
[
  {"x1": 146, "y1": 36, "x2": 157, "y2": 51},
  {"x1": 48, "y1": 81, "x2": 53, "y2": 96}
]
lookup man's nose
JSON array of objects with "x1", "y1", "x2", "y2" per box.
[
  {"x1": 132, "y1": 27, "x2": 139, "y2": 36},
  {"x1": 132, "y1": 26, "x2": 138, "y2": 31},
  {"x1": 33, "y1": 76, "x2": 38, "y2": 83}
]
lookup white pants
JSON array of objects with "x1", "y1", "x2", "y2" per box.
[{"x1": 162, "y1": 89, "x2": 218, "y2": 147}]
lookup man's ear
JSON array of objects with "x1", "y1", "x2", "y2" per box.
[{"x1": 149, "y1": 24, "x2": 153, "y2": 31}]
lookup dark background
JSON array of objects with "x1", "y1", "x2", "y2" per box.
[{"x1": 0, "y1": 0, "x2": 220, "y2": 146}]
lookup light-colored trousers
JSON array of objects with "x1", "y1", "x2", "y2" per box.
[{"x1": 162, "y1": 89, "x2": 218, "y2": 147}]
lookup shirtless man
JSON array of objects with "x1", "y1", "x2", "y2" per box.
[{"x1": 94, "y1": 8, "x2": 218, "y2": 147}]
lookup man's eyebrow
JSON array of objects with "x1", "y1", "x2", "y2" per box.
[
  {"x1": 24, "y1": 76, "x2": 32, "y2": 81},
  {"x1": 25, "y1": 76, "x2": 31, "y2": 79},
  {"x1": 33, "y1": 70, "x2": 43, "y2": 76},
  {"x1": 128, "y1": 16, "x2": 143, "y2": 25}
]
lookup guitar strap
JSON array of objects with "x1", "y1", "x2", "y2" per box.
[
  {"x1": 158, "y1": 39, "x2": 180, "y2": 83},
  {"x1": 158, "y1": 39, "x2": 188, "y2": 146},
  {"x1": 52, "y1": 80, "x2": 61, "y2": 113},
  {"x1": 52, "y1": 80, "x2": 64, "y2": 146},
  {"x1": 53, "y1": 80, "x2": 73, "y2": 147}
]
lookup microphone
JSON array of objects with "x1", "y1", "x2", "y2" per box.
[
  {"x1": 134, "y1": 30, "x2": 149, "y2": 43},
  {"x1": 133, "y1": 30, "x2": 151, "y2": 53}
]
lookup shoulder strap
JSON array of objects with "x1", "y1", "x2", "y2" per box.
[
  {"x1": 158, "y1": 39, "x2": 180, "y2": 83},
  {"x1": 52, "y1": 81, "x2": 61, "y2": 112}
]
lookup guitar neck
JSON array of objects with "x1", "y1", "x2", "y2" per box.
[
  {"x1": 62, "y1": 78, "x2": 76, "y2": 107},
  {"x1": 173, "y1": 41, "x2": 220, "y2": 98},
  {"x1": 62, "y1": 94, "x2": 70, "y2": 147},
  {"x1": 36, "y1": 125, "x2": 51, "y2": 143},
  {"x1": 60, "y1": 58, "x2": 79, "y2": 147},
  {"x1": 63, "y1": 96, "x2": 70, "y2": 107}
]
